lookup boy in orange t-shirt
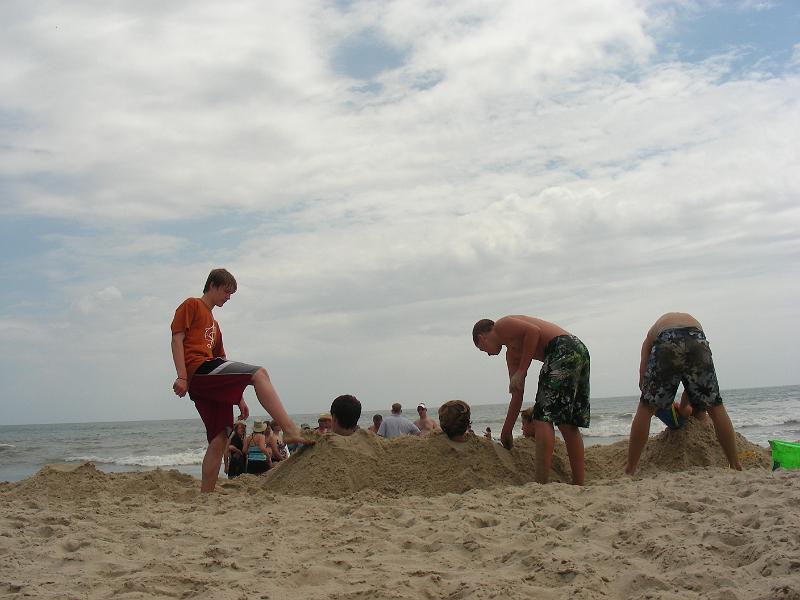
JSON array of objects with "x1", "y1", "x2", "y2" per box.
[{"x1": 170, "y1": 268, "x2": 308, "y2": 492}]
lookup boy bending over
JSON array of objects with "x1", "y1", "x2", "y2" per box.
[
  {"x1": 626, "y1": 312, "x2": 741, "y2": 475},
  {"x1": 473, "y1": 316, "x2": 590, "y2": 485}
]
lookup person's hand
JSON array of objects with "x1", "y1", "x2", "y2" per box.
[
  {"x1": 500, "y1": 426, "x2": 514, "y2": 450},
  {"x1": 509, "y1": 371, "x2": 526, "y2": 394},
  {"x1": 173, "y1": 377, "x2": 188, "y2": 397},
  {"x1": 237, "y1": 398, "x2": 249, "y2": 421}
]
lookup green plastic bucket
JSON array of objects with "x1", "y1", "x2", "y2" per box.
[{"x1": 768, "y1": 439, "x2": 800, "y2": 471}]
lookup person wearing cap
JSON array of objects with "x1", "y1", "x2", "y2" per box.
[
  {"x1": 330, "y1": 394, "x2": 362, "y2": 436},
  {"x1": 414, "y1": 403, "x2": 441, "y2": 435},
  {"x1": 315, "y1": 413, "x2": 333, "y2": 434},
  {"x1": 377, "y1": 403, "x2": 421, "y2": 439}
]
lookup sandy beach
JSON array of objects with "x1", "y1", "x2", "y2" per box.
[{"x1": 2, "y1": 422, "x2": 798, "y2": 600}]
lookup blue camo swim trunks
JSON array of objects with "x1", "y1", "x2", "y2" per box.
[
  {"x1": 640, "y1": 327, "x2": 722, "y2": 411},
  {"x1": 532, "y1": 335, "x2": 591, "y2": 427}
]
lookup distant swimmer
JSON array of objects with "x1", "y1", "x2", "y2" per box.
[
  {"x1": 330, "y1": 394, "x2": 361, "y2": 437},
  {"x1": 473, "y1": 316, "x2": 590, "y2": 485},
  {"x1": 625, "y1": 312, "x2": 742, "y2": 476},
  {"x1": 377, "y1": 403, "x2": 421, "y2": 439},
  {"x1": 170, "y1": 268, "x2": 311, "y2": 493},
  {"x1": 414, "y1": 403, "x2": 442, "y2": 435},
  {"x1": 438, "y1": 400, "x2": 471, "y2": 442}
]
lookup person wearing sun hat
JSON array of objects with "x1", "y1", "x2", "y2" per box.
[
  {"x1": 243, "y1": 420, "x2": 273, "y2": 474},
  {"x1": 414, "y1": 402, "x2": 441, "y2": 435},
  {"x1": 315, "y1": 413, "x2": 333, "y2": 434}
]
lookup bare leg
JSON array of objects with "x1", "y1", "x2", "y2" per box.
[
  {"x1": 559, "y1": 424, "x2": 585, "y2": 485},
  {"x1": 251, "y1": 368, "x2": 301, "y2": 438},
  {"x1": 707, "y1": 404, "x2": 742, "y2": 470},
  {"x1": 534, "y1": 420, "x2": 555, "y2": 484},
  {"x1": 201, "y1": 432, "x2": 227, "y2": 493},
  {"x1": 625, "y1": 402, "x2": 655, "y2": 476}
]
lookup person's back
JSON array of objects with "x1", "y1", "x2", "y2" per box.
[{"x1": 377, "y1": 403, "x2": 421, "y2": 439}]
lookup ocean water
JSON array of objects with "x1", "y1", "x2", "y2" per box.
[{"x1": 1, "y1": 385, "x2": 797, "y2": 483}]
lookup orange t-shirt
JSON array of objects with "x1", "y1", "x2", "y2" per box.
[{"x1": 171, "y1": 298, "x2": 226, "y2": 380}]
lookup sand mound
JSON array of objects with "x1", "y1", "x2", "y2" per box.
[
  {"x1": 260, "y1": 420, "x2": 770, "y2": 498},
  {"x1": 3, "y1": 462, "x2": 200, "y2": 504}
]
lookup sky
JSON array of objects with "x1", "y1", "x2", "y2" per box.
[{"x1": 1, "y1": 0, "x2": 798, "y2": 425}]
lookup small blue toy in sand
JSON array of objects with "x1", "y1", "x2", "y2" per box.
[{"x1": 655, "y1": 403, "x2": 686, "y2": 430}]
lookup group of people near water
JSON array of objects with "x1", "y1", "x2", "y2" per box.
[{"x1": 171, "y1": 268, "x2": 742, "y2": 493}]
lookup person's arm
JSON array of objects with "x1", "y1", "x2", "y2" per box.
[
  {"x1": 501, "y1": 388, "x2": 524, "y2": 450},
  {"x1": 409, "y1": 422, "x2": 421, "y2": 436},
  {"x1": 171, "y1": 331, "x2": 188, "y2": 397},
  {"x1": 678, "y1": 390, "x2": 693, "y2": 417},
  {"x1": 377, "y1": 421, "x2": 387, "y2": 437},
  {"x1": 496, "y1": 318, "x2": 540, "y2": 393}
]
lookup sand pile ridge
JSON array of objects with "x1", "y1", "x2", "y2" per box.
[{"x1": 261, "y1": 419, "x2": 770, "y2": 498}]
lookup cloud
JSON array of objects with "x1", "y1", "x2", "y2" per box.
[
  {"x1": 75, "y1": 286, "x2": 123, "y2": 315},
  {"x1": 0, "y1": 0, "x2": 798, "y2": 424}
]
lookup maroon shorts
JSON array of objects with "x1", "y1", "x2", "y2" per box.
[{"x1": 189, "y1": 359, "x2": 261, "y2": 442}]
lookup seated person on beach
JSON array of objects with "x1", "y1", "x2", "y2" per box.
[
  {"x1": 377, "y1": 403, "x2": 421, "y2": 439},
  {"x1": 626, "y1": 312, "x2": 742, "y2": 476},
  {"x1": 520, "y1": 406, "x2": 536, "y2": 439},
  {"x1": 170, "y1": 268, "x2": 310, "y2": 492},
  {"x1": 367, "y1": 414, "x2": 382, "y2": 434},
  {"x1": 316, "y1": 413, "x2": 333, "y2": 434},
  {"x1": 264, "y1": 421, "x2": 284, "y2": 463},
  {"x1": 244, "y1": 420, "x2": 273, "y2": 474},
  {"x1": 269, "y1": 420, "x2": 290, "y2": 459},
  {"x1": 484, "y1": 427, "x2": 492, "y2": 440},
  {"x1": 330, "y1": 394, "x2": 362, "y2": 436},
  {"x1": 224, "y1": 420, "x2": 247, "y2": 478},
  {"x1": 473, "y1": 316, "x2": 590, "y2": 485},
  {"x1": 438, "y1": 400, "x2": 471, "y2": 442},
  {"x1": 414, "y1": 403, "x2": 442, "y2": 435}
]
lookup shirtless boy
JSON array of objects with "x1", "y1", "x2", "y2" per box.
[
  {"x1": 625, "y1": 312, "x2": 741, "y2": 475},
  {"x1": 473, "y1": 316, "x2": 590, "y2": 485},
  {"x1": 414, "y1": 403, "x2": 442, "y2": 435},
  {"x1": 170, "y1": 268, "x2": 309, "y2": 492}
]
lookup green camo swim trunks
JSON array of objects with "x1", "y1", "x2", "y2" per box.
[{"x1": 532, "y1": 335, "x2": 591, "y2": 427}]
